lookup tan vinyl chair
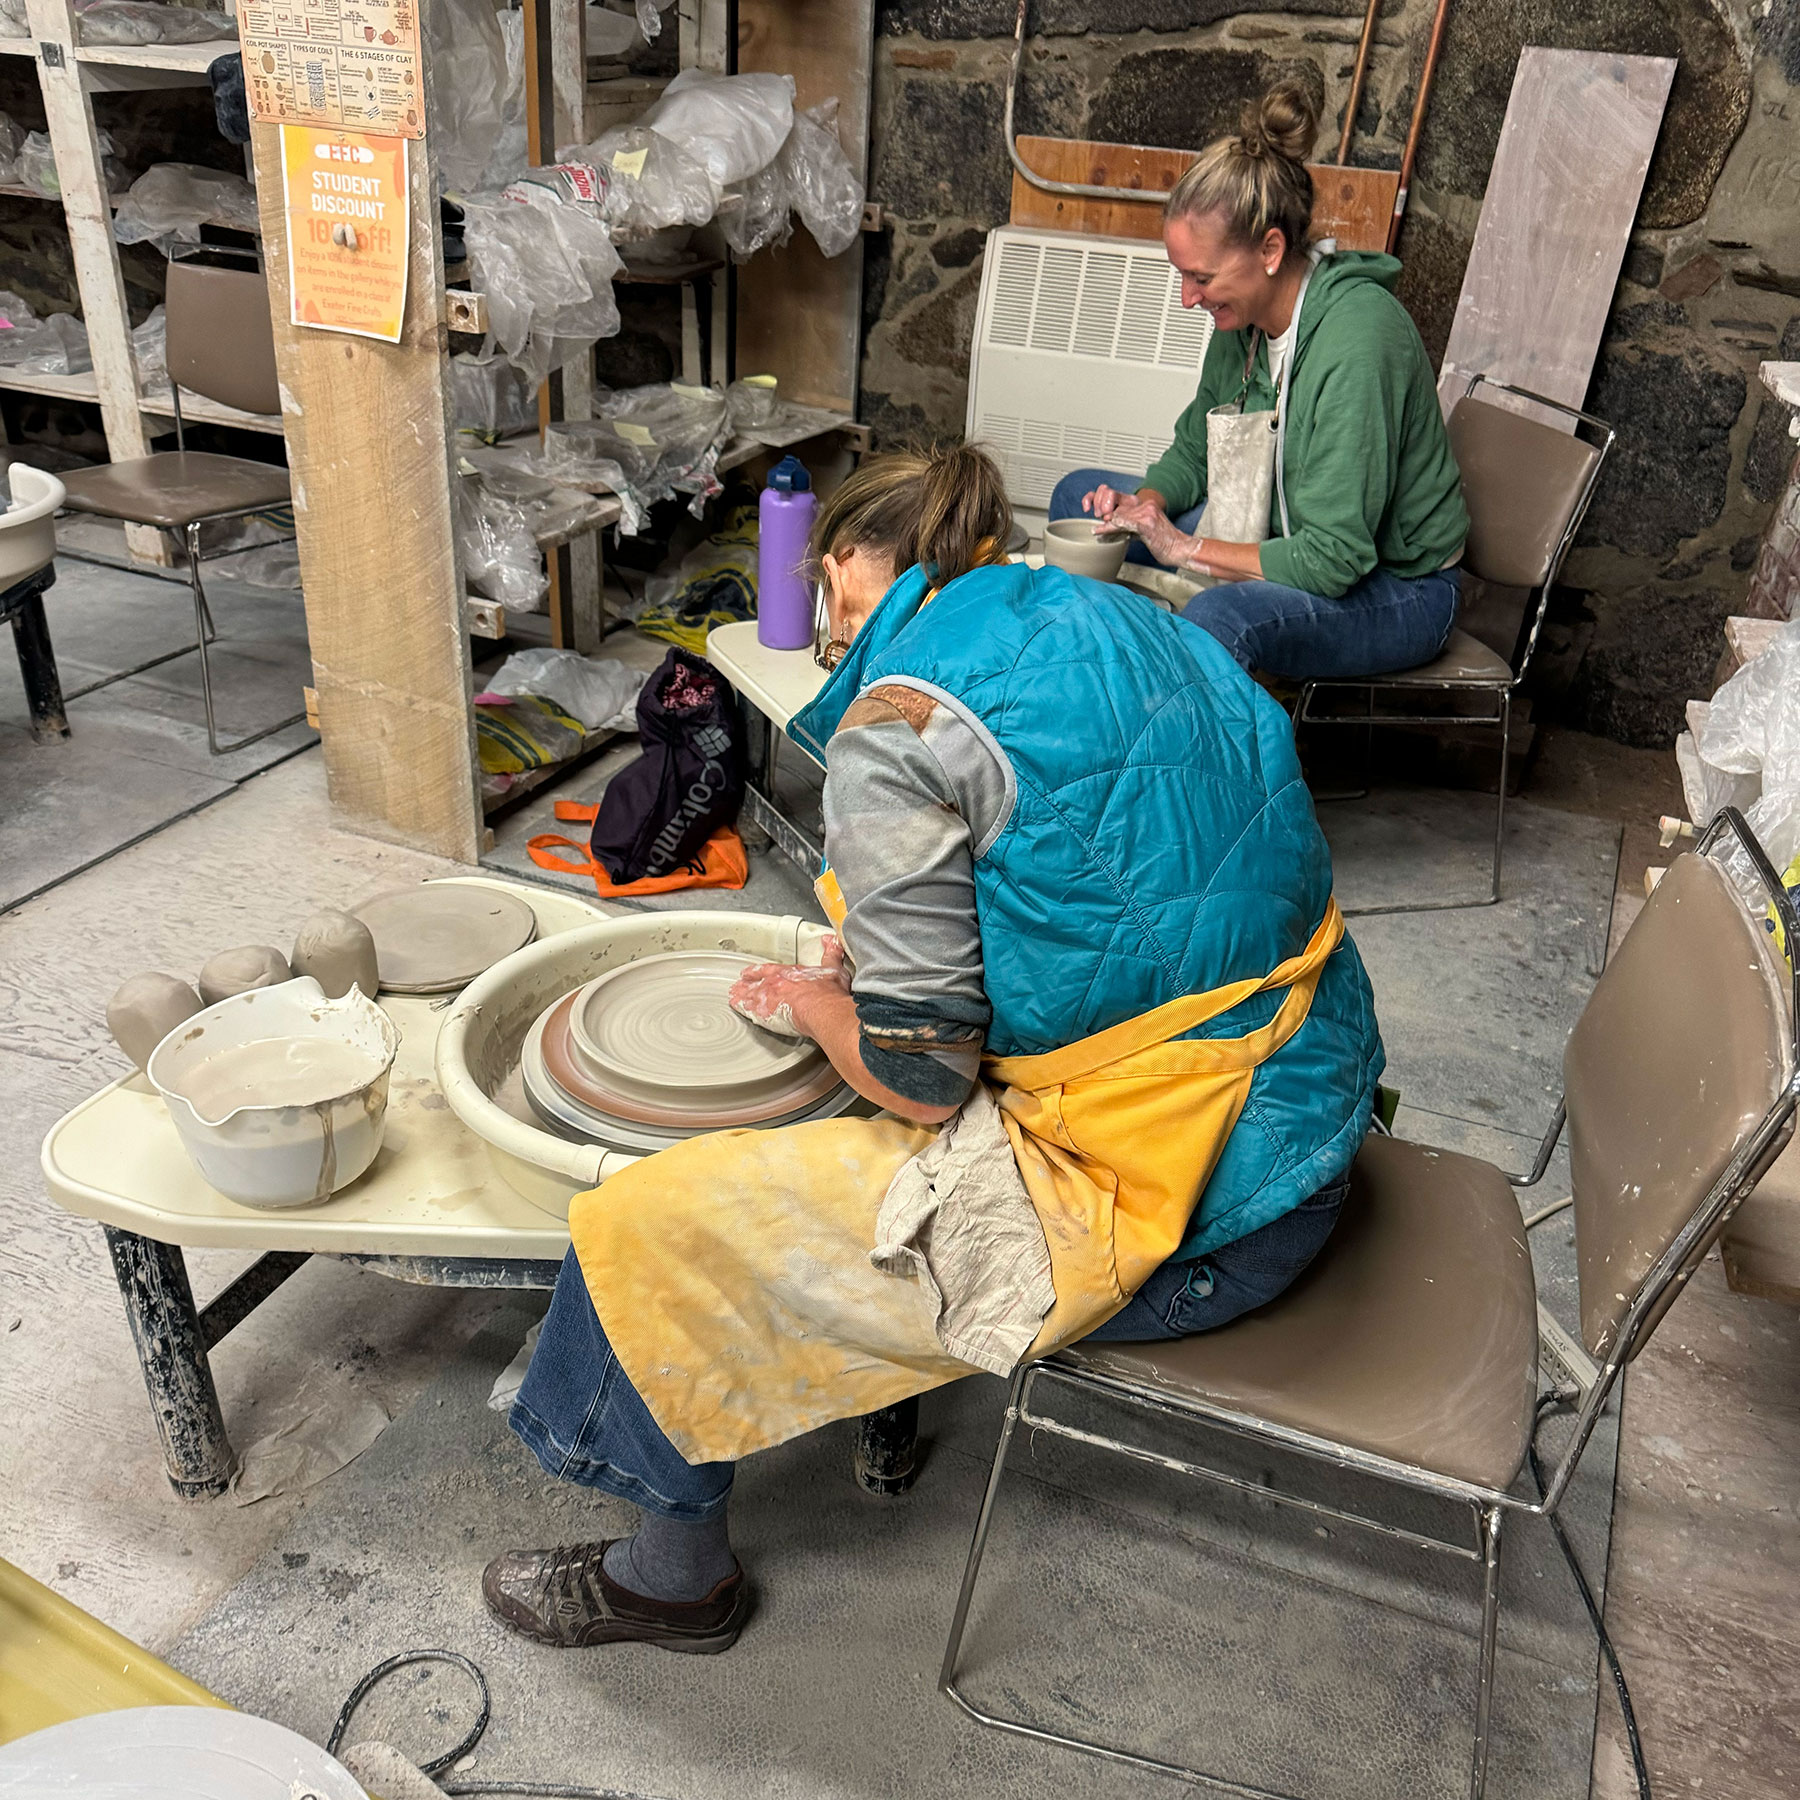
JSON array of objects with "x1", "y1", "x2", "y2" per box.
[
  {"x1": 57, "y1": 254, "x2": 304, "y2": 755},
  {"x1": 1295, "y1": 375, "x2": 1615, "y2": 912},
  {"x1": 940, "y1": 807, "x2": 1800, "y2": 1800}
]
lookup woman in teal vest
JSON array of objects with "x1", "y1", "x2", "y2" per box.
[{"x1": 482, "y1": 444, "x2": 1384, "y2": 1658}]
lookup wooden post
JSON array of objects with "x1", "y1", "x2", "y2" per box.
[
  {"x1": 25, "y1": 0, "x2": 165, "y2": 563},
  {"x1": 734, "y1": 0, "x2": 872, "y2": 412},
  {"x1": 249, "y1": 116, "x2": 482, "y2": 862}
]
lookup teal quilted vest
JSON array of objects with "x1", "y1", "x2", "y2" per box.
[{"x1": 789, "y1": 561, "x2": 1383, "y2": 1256}]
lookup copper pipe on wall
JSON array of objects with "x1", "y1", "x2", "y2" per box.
[
  {"x1": 1388, "y1": 0, "x2": 1453, "y2": 251},
  {"x1": 1335, "y1": 0, "x2": 1383, "y2": 164}
]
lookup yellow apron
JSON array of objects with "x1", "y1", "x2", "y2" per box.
[{"x1": 569, "y1": 901, "x2": 1344, "y2": 1464}]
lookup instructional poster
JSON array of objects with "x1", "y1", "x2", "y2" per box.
[
  {"x1": 239, "y1": 0, "x2": 424, "y2": 139},
  {"x1": 282, "y1": 126, "x2": 410, "y2": 343}
]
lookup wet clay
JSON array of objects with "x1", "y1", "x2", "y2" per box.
[
  {"x1": 197, "y1": 945, "x2": 292, "y2": 1006},
  {"x1": 291, "y1": 909, "x2": 379, "y2": 1000},
  {"x1": 106, "y1": 971, "x2": 203, "y2": 1071},
  {"x1": 172, "y1": 1035, "x2": 387, "y2": 1121}
]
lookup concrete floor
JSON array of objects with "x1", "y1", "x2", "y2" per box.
[{"x1": 2, "y1": 661, "x2": 1797, "y2": 1794}]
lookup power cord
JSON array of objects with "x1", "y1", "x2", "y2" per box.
[
  {"x1": 328, "y1": 1646, "x2": 676, "y2": 1800},
  {"x1": 1530, "y1": 1391, "x2": 1653, "y2": 1800}
]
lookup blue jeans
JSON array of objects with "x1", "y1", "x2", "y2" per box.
[
  {"x1": 1083, "y1": 1171, "x2": 1350, "y2": 1341},
  {"x1": 1048, "y1": 465, "x2": 1460, "y2": 680},
  {"x1": 511, "y1": 1172, "x2": 1350, "y2": 1512}
]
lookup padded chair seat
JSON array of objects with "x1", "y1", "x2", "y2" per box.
[
  {"x1": 1062, "y1": 1134, "x2": 1541, "y2": 1491},
  {"x1": 1332, "y1": 628, "x2": 1514, "y2": 689},
  {"x1": 59, "y1": 453, "x2": 290, "y2": 531}
]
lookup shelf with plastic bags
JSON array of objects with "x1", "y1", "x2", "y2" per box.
[{"x1": 0, "y1": 364, "x2": 283, "y2": 434}]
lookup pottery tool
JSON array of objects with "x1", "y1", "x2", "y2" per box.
[{"x1": 355, "y1": 883, "x2": 537, "y2": 993}]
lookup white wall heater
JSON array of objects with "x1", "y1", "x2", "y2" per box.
[{"x1": 965, "y1": 226, "x2": 1215, "y2": 530}]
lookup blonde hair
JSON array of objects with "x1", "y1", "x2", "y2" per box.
[
  {"x1": 809, "y1": 442, "x2": 1012, "y2": 589},
  {"x1": 1165, "y1": 81, "x2": 1319, "y2": 262}
]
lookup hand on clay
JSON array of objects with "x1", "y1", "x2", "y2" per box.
[
  {"x1": 1083, "y1": 483, "x2": 1131, "y2": 523},
  {"x1": 728, "y1": 940, "x2": 850, "y2": 1041},
  {"x1": 1117, "y1": 499, "x2": 1202, "y2": 571}
]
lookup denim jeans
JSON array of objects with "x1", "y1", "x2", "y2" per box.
[
  {"x1": 512, "y1": 1173, "x2": 1350, "y2": 1512},
  {"x1": 1047, "y1": 464, "x2": 1459, "y2": 680},
  {"x1": 1082, "y1": 1171, "x2": 1351, "y2": 1341},
  {"x1": 511, "y1": 1248, "x2": 735, "y2": 1521}
]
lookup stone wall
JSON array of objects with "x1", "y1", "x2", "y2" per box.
[{"x1": 861, "y1": 0, "x2": 1799, "y2": 745}]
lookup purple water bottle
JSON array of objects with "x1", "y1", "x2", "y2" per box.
[{"x1": 757, "y1": 455, "x2": 817, "y2": 650}]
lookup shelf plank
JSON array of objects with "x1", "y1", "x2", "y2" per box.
[
  {"x1": 75, "y1": 38, "x2": 235, "y2": 87},
  {"x1": 0, "y1": 364, "x2": 284, "y2": 435}
]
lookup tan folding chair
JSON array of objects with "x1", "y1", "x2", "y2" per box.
[
  {"x1": 940, "y1": 807, "x2": 1799, "y2": 1800},
  {"x1": 1295, "y1": 375, "x2": 1615, "y2": 913},
  {"x1": 57, "y1": 253, "x2": 303, "y2": 755}
]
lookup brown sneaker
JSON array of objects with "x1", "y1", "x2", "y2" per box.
[{"x1": 481, "y1": 1540, "x2": 749, "y2": 1654}]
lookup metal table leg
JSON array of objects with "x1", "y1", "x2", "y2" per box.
[
  {"x1": 855, "y1": 1397, "x2": 921, "y2": 1495},
  {"x1": 4, "y1": 567, "x2": 68, "y2": 742},
  {"x1": 103, "y1": 1227, "x2": 236, "y2": 1500}
]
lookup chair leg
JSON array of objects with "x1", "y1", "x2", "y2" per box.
[
  {"x1": 1468, "y1": 1505, "x2": 1505, "y2": 1800},
  {"x1": 1489, "y1": 692, "x2": 1511, "y2": 906},
  {"x1": 187, "y1": 522, "x2": 308, "y2": 757}
]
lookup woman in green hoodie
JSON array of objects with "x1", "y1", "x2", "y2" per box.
[{"x1": 1048, "y1": 83, "x2": 1469, "y2": 680}]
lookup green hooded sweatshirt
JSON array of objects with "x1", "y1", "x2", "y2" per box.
[{"x1": 1143, "y1": 250, "x2": 1468, "y2": 599}]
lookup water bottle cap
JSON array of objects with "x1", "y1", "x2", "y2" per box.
[{"x1": 766, "y1": 455, "x2": 812, "y2": 494}]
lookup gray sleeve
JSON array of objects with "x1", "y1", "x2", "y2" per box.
[{"x1": 823, "y1": 710, "x2": 994, "y2": 1108}]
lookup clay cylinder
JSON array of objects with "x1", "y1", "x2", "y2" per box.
[
  {"x1": 106, "y1": 971, "x2": 204, "y2": 1071},
  {"x1": 197, "y1": 945, "x2": 292, "y2": 1006},
  {"x1": 291, "y1": 908, "x2": 380, "y2": 1000}
]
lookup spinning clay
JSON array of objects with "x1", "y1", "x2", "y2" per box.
[
  {"x1": 105, "y1": 971, "x2": 203, "y2": 1070},
  {"x1": 197, "y1": 945, "x2": 292, "y2": 1005},
  {"x1": 291, "y1": 909, "x2": 380, "y2": 1000}
]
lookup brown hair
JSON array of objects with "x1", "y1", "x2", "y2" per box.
[
  {"x1": 809, "y1": 442, "x2": 1012, "y2": 588},
  {"x1": 1164, "y1": 80, "x2": 1319, "y2": 262}
]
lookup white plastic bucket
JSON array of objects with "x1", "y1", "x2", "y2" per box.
[
  {"x1": 147, "y1": 976, "x2": 401, "y2": 1209},
  {"x1": 0, "y1": 464, "x2": 65, "y2": 587}
]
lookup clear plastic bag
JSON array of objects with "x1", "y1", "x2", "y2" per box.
[
  {"x1": 113, "y1": 163, "x2": 260, "y2": 253},
  {"x1": 1697, "y1": 620, "x2": 1800, "y2": 870},
  {"x1": 477, "y1": 647, "x2": 640, "y2": 731},
  {"x1": 783, "y1": 99, "x2": 863, "y2": 259},
  {"x1": 639, "y1": 68, "x2": 795, "y2": 204},
  {"x1": 454, "y1": 450, "x2": 614, "y2": 610},
  {"x1": 585, "y1": 6, "x2": 639, "y2": 58},
  {"x1": 18, "y1": 127, "x2": 127, "y2": 200},
  {"x1": 720, "y1": 156, "x2": 792, "y2": 260},
  {"x1": 132, "y1": 303, "x2": 167, "y2": 394},
  {"x1": 461, "y1": 167, "x2": 622, "y2": 387},
  {"x1": 448, "y1": 345, "x2": 537, "y2": 444},
  {"x1": 633, "y1": 0, "x2": 673, "y2": 40},
  {"x1": 424, "y1": 0, "x2": 510, "y2": 196},
  {"x1": 567, "y1": 123, "x2": 715, "y2": 239},
  {"x1": 75, "y1": 0, "x2": 236, "y2": 44},
  {"x1": 539, "y1": 381, "x2": 729, "y2": 534},
  {"x1": 4, "y1": 306, "x2": 93, "y2": 376},
  {"x1": 0, "y1": 113, "x2": 23, "y2": 185},
  {"x1": 479, "y1": 8, "x2": 529, "y2": 194}
]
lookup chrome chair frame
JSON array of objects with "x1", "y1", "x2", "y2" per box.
[
  {"x1": 1294, "y1": 375, "x2": 1616, "y2": 916},
  {"x1": 940, "y1": 809, "x2": 1800, "y2": 1800},
  {"x1": 62, "y1": 246, "x2": 305, "y2": 757}
]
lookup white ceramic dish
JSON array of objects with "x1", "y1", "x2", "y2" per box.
[
  {"x1": 0, "y1": 464, "x2": 65, "y2": 587},
  {"x1": 147, "y1": 976, "x2": 400, "y2": 1209}
]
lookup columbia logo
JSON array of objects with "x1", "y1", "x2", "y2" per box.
[{"x1": 692, "y1": 725, "x2": 730, "y2": 759}]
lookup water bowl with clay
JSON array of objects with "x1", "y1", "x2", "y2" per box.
[
  {"x1": 1042, "y1": 518, "x2": 1131, "y2": 583},
  {"x1": 1, "y1": 465, "x2": 66, "y2": 586},
  {"x1": 148, "y1": 976, "x2": 400, "y2": 1209}
]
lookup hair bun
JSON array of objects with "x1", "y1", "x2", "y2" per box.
[{"x1": 1249, "y1": 80, "x2": 1319, "y2": 166}]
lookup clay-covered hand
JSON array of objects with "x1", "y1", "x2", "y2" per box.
[
  {"x1": 1083, "y1": 482, "x2": 1133, "y2": 523},
  {"x1": 1118, "y1": 499, "x2": 1201, "y2": 570},
  {"x1": 727, "y1": 945, "x2": 851, "y2": 1041}
]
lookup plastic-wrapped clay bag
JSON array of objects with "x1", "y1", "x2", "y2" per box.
[
  {"x1": 1698, "y1": 619, "x2": 1800, "y2": 871},
  {"x1": 782, "y1": 99, "x2": 863, "y2": 258},
  {"x1": 4, "y1": 307, "x2": 93, "y2": 376},
  {"x1": 566, "y1": 124, "x2": 714, "y2": 240},
  {"x1": 448, "y1": 346, "x2": 537, "y2": 445},
  {"x1": 132, "y1": 303, "x2": 167, "y2": 395},
  {"x1": 720, "y1": 157, "x2": 792, "y2": 260},
  {"x1": 478, "y1": 646, "x2": 640, "y2": 732},
  {"x1": 478, "y1": 8, "x2": 529, "y2": 194},
  {"x1": 461, "y1": 165, "x2": 622, "y2": 387},
  {"x1": 454, "y1": 451, "x2": 614, "y2": 610},
  {"x1": 424, "y1": 0, "x2": 509, "y2": 195},
  {"x1": 539, "y1": 381, "x2": 729, "y2": 534},
  {"x1": 0, "y1": 112, "x2": 23, "y2": 186},
  {"x1": 19, "y1": 127, "x2": 127, "y2": 200},
  {"x1": 114, "y1": 164, "x2": 260, "y2": 254},
  {"x1": 633, "y1": 0, "x2": 674, "y2": 41},
  {"x1": 75, "y1": 0, "x2": 236, "y2": 44},
  {"x1": 639, "y1": 68, "x2": 795, "y2": 205}
]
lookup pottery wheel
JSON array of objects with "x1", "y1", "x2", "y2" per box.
[
  {"x1": 530, "y1": 951, "x2": 840, "y2": 1132},
  {"x1": 355, "y1": 884, "x2": 536, "y2": 993}
]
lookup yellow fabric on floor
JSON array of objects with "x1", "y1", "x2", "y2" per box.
[{"x1": 570, "y1": 902, "x2": 1344, "y2": 1465}]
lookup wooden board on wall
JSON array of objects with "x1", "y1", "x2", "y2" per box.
[
  {"x1": 734, "y1": 0, "x2": 873, "y2": 414},
  {"x1": 1436, "y1": 48, "x2": 1675, "y2": 425},
  {"x1": 1009, "y1": 136, "x2": 1398, "y2": 254},
  {"x1": 250, "y1": 120, "x2": 482, "y2": 864}
]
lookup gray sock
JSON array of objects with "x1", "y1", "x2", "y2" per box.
[{"x1": 602, "y1": 1510, "x2": 735, "y2": 1603}]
